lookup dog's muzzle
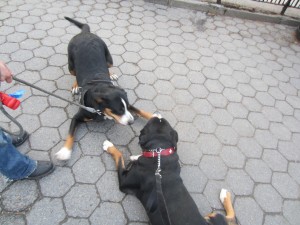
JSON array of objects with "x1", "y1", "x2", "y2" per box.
[{"x1": 119, "y1": 110, "x2": 134, "y2": 125}]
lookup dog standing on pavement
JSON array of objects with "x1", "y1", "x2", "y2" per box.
[
  {"x1": 56, "y1": 17, "x2": 152, "y2": 160},
  {"x1": 103, "y1": 114, "x2": 237, "y2": 225}
]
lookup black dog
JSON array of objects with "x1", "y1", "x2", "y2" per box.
[
  {"x1": 104, "y1": 115, "x2": 236, "y2": 225},
  {"x1": 56, "y1": 17, "x2": 152, "y2": 160}
]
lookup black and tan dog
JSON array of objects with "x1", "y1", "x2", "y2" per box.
[
  {"x1": 56, "y1": 17, "x2": 152, "y2": 160},
  {"x1": 103, "y1": 114, "x2": 237, "y2": 225}
]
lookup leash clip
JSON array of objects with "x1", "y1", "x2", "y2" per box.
[
  {"x1": 155, "y1": 148, "x2": 162, "y2": 177},
  {"x1": 96, "y1": 110, "x2": 103, "y2": 116}
]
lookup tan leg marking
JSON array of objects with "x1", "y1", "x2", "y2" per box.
[
  {"x1": 223, "y1": 191, "x2": 235, "y2": 219},
  {"x1": 64, "y1": 134, "x2": 74, "y2": 150},
  {"x1": 107, "y1": 146, "x2": 125, "y2": 169},
  {"x1": 70, "y1": 70, "x2": 76, "y2": 76},
  {"x1": 72, "y1": 80, "x2": 78, "y2": 90}
]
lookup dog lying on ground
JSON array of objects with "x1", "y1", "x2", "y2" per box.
[
  {"x1": 55, "y1": 17, "x2": 152, "y2": 160},
  {"x1": 103, "y1": 114, "x2": 237, "y2": 225}
]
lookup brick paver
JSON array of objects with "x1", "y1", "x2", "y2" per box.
[{"x1": 0, "y1": 0, "x2": 299, "y2": 225}]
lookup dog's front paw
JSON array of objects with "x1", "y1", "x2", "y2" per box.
[
  {"x1": 103, "y1": 140, "x2": 114, "y2": 151},
  {"x1": 220, "y1": 188, "x2": 228, "y2": 203},
  {"x1": 55, "y1": 147, "x2": 72, "y2": 160},
  {"x1": 110, "y1": 73, "x2": 118, "y2": 81},
  {"x1": 71, "y1": 86, "x2": 80, "y2": 95}
]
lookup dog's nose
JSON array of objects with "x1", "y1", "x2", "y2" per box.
[{"x1": 119, "y1": 112, "x2": 134, "y2": 125}]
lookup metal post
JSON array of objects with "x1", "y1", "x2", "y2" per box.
[{"x1": 281, "y1": 0, "x2": 292, "y2": 15}]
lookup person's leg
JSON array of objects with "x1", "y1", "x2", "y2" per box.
[{"x1": 0, "y1": 128, "x2": 36, "y2": 180}]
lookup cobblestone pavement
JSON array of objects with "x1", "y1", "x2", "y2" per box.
[{"x1": 0, "y1": 0, "x2": 300, "y2": 225}]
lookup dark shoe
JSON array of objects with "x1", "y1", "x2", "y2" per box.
[
  {"x1": 11, "y1": 131, "x2": 29, "y2": 147},
  {"x1": 27, "y1": 161, "x2": 55, "y2": 179}
]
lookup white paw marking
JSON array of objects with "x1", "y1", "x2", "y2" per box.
[
  {"x1": 130, "y1": 155, "x2": 141, "y2": 161},
  {"x1": 103, "y1": 140, "x2": 114, "y2": 151},
  {"x1": 55, "y1": 147, "x2": 72, "y2": 160},
  {"x1": 220, "y1": 188, "x2": 228, "y2": 203}
]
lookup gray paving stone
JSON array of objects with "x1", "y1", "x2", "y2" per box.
[
  {"x1": 288, "y1": 162, "x2": 300, "y2": 185},
  {"x1": 63, "y1": 184, "x2": 100, "y2": 217},
  {"x1": 106, "y1": 124, "x2": 135, "y2": 146},
  {"x1": 255, "y1": 129, "x2": 278, "y2": 149},
  {"x1": 254, "y1": 184, "x2": 283, "y2": 213},
  {"x1": 215, "y1": 126, "x2": 239, "y2": 145},
  {"x1": 203, "y1": 180, "x2": 230, "y2": 210},
  {"x1": 30, "y1": 127, "x2": 60, "y2": 151},
  {"x1": 283, "y1": 200, "x2": 300, "y2": 225},
  {"x1": 191, "y1": 98, "x2": 213, "y2": 115},
  {"x1": 40, "y1": 107, "x2": 67, "y2": 127},
  {"x1": 226, "y1": 169, "x2": 254, "y2": 195},
  {"x1": 211, "y1": 109, "x2": 233, "y2": 126},
  {"x1": 171, "y1": 75, "x2": 191, "y2": 89},
  {"x1": 73, "y1": 156, "x2": 105, "y2": 183},
  {"x1": 0, "y1": 214, "x2": 25, "y2": 225},
  {"x1": 278, "y1": 141, "x2": 300, "y2": 161},
  {"x1": 172, "y1": 89, "x2": 193, "y2": 105},
  {"x1": 26, "y1": 198, "x2": 65, "y2": 225},
  {"x1": 263, "y1": 149, "x2": 288, "y2": 172},
  {"x1": 172, "y1": 105, "x2": 196, "y2": 122},
  {"x1": 15, "y1": 114, "x2": 40, "y2": 134},
  {"x1": 197, "y1": 134, "x2": 222, "y2": 155},
  {"x1": 181, "y1": 165, "x2": 208, "y2": 193},
  {"x1": 2, "y1": 180, "x2": 38, "y2": 212},
  {"x1": 232, "y1": 119, "x2": 255, "y2": 137},
  {"x1": 207, "y1": 93, "x2": 228, "y2": 108},
  {"x1": 175, "y1": 122, "x2": 199, "y2": 142},
  {"x1": 245, "y1": 159, "x2": 272, "y2": 183},
  {"x1": 123, "y1": 196, "x2": 149, "y2": 222},
  {"x1": 61, "y1": 218, "x2": 90, "y2": 225},
  {"x1": 264, "y1": 215, "x2": 291, "y2": 225},
  {"x1": 177, "y1": 141, "x2": 202, "y2": 165},
  {"x1": 200, "y1": 155, "x2": 227, "y2": 180},
  {"x1": 194, "y1": 115, "x2": 217, "y2": 134},
  {"x1": 234, "y1": 197, "x2": 264, "y2": 225},
  {"x1": 220, "y1": 146, "x2": 246, "y2": 168},
  {"x1": 39, "y1": 167, "x2": 75, "y2": 197},
  {"x1": 96, "y1": 171, "x2": 125, "y2": 202},
  {"x1": 154, "y1": 80, "x2": 174, "y2": 95},
  {"x1": 90, "y1": 202, "x2": 127, "y2": 225}
]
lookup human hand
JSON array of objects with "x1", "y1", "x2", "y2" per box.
[{"x1": 0, "y1": 61, "x2": 13, "y2": 83}]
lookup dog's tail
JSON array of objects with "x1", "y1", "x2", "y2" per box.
[{"x1": 65, "y1": 16, "x2": 90, "y2": 33}]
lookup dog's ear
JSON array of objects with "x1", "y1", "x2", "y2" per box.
[
  {"x1": 171, "y1": 129, "x2": 178, "y2": 146},
  {"x1": 138, "y1": 128, "x2": 147, "y2": 148}
]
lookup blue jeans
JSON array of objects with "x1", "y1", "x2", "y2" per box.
[{"x1": 0, "y1": 128, "x2": 36, "y2": 180}]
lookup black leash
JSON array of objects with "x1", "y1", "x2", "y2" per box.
[
  {"x1": 151, "y1": 148, "x2": 172, "y2": 225},
  {"x1": 13, "y1": 77, "x2": 102, "y2": 115},
  {"x1": 0, "y1": 102, "x2": 24, "y2": 137}
]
